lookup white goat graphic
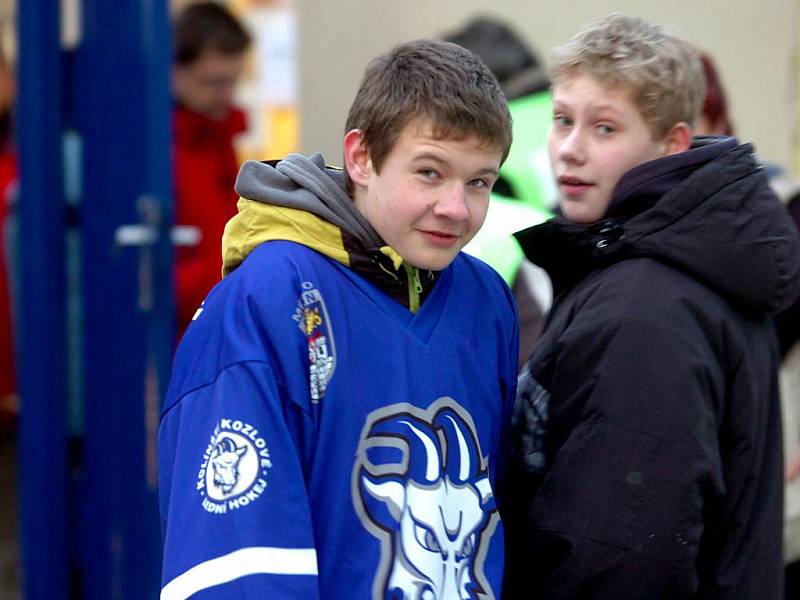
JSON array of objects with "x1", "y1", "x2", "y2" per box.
[
  {"x1": 354, "y1": 401, "x2": 497, "y2": 600},
  {"x1": 211, "y1": 437, "x2": 247, "y2": 494}
]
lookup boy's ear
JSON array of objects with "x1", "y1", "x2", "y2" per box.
[
  {"x1": 343, "y1": 129, "x2": 373, "y2": 186},
  {"x1": 661, "y1": 122, "x2": 693, "y2": 156}
]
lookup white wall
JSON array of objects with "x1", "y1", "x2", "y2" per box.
[{"x1": 297, "y1": 0, "x2": 798, "y2": 176}]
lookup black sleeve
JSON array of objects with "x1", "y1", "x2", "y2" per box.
[{"x1": 776, "y1": 193, "x2": 800, "y2": 357}]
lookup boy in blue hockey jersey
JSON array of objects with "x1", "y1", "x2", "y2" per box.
[{"x1": 159, "y1": 39, "x2": 518, "y2": 599}]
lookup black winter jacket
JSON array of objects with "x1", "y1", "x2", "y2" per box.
[{"x1": 503, "y1": 138, "x2": 800, "y2": 599}]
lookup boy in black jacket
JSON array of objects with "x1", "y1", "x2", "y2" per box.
[{"x1": 503, "y1": 14, "x2": 800, "y2": 599}]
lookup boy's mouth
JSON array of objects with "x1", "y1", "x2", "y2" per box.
[
  {"x1": 558, "y1": 175, "x2": 593, "y2": 195},
  {"x1": 419, "y1": 229, "x2": 461, "y2": 247}
]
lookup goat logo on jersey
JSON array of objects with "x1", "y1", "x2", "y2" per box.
[
  {"x1": 211, "y1": 437, "x2": 247, "y2": 493},
  {"x1": 196, "y1": 419, "x2": 273, "y2": 515},
  {"x1": 352, "y1": 398, "x2": 499, "y2": 600},
  {"x1": 291, "y1": 281, "x2": 336, "y2": 403}
]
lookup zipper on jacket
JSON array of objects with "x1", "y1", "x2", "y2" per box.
[{"x1": 404, "y1": 263, "x2": 423, "y2": 313}]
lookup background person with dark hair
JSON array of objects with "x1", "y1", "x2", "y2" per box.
[
  {"x1": 172, "y1": 1, "x2": 251, "y2": 336},
  {"x1": 443, "y1": 16, "x2": 555, "y2": 369},
  {"x1": 695, "y1": 52, "x2": 734, "y2": 136}
]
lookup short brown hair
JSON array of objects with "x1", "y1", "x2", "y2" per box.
[
  {"x1": 174, "y1": 2, "x2": 251, "y2": 65},
  {"x1": 345, "y1": 39, "x2": 512, "y2": 189},
  {"x1": 551, "y1": 14, "x2": 705, "y2": 138}
]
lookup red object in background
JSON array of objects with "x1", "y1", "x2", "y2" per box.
[
  {"x1": 0, "y1": 148, "x2": 17, "y2": 429},
  {"x1": 173, "y1": 104, "x2": 246, "y2": 337}
]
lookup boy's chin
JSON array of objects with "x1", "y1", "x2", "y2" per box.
[
  {"x1": 405, "y1": 251, "x2": 458, "y2": 272},
  {"x1": 560, "y1": 198, "x2": 608, "y2": 225}
]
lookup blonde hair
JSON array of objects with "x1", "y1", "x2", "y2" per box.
[{"x1": 550, "y1": 14, "x2": 705, "y2": 138}]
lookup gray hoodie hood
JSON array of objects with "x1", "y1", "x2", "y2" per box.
[
  {"x1": 234, "y1": 153, "x2": 384, "y2": 249},
  {"x1": 223, "y1": 153, "x2": 440, "y2": 312}
]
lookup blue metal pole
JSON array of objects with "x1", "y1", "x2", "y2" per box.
[
  {"x1": 75, "y1": 1, "x2": 172, "y2": 597},
  {"x1": 16, "y1": 0, "x2": 69, "y2": 598}
]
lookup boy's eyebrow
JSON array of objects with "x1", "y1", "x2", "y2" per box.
[
  {"x1": 474, "y1": 166, "x2": 500, "y2": 177},
  {"x1": 412, "y1": 152, "x2": 451, "y2": 166},
  {"x1": 412, "y1": 152, "x2": 499, "y2": 176},
  {"x1": 553, "y1": 99, "x2": 625, "y2": 116}
]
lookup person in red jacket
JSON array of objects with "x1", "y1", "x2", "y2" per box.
[
  {"x1": 0, "y1": 150, "x2": 16, "y2": 432},
  {"x1": 0, "y1": 52, "x2": 17, "y2": 432},
  {"x1": 172, "y1": 2, "x2": 251, "y2": 336}
]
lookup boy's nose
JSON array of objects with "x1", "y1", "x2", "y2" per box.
[
  {"x1": 559, "y1": 129, "x2": 586, "y2": 164},
  {"x1": 433, "y1": 185, "x2": 470, "y2": 221}
]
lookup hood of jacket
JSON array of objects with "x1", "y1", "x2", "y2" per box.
[
  {"x1": 515, "y1": 137, "x2": 800, "y2": 316},
  {"x1": 222, "y1": 153, "x2": 439, "y2": 311}
]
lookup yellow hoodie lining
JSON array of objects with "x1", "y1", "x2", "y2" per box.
[
  {"x1": 220, "y1": 198, "x2": 427, "y2": 314},
  {"x1": 221, "y1": 200, "x2": 350, "y2": 276},
  {"x1": 379, "y1": 246, "x2": 404, "y2": 270}
]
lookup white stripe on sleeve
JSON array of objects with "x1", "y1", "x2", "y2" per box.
[{"x1": 161, "y1": 546, "x2": 319, "y2": 600}]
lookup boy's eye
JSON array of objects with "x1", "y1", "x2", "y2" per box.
[
  {"x1": 419, "y1": 168, "x2": 440, "y2": 180},
  {"x1": 554, "y1": 114, "x2": 573, "y2": 128},
  {"x1": 596, "y1": 123, "x2": 615, "y2": 135},
  {"x1": 468, "y1": 178, "x2": 491, "y2": 190}
]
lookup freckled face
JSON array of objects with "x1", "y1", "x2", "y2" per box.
[
  {"x1": 352, "y1": 119, "x2": 503, "y2": 270},
  {"x1": 549, "y1": 75, "x2": 670, "y2": 224}
]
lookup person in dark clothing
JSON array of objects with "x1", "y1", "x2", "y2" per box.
[
  {"x1": 776, "y1": 193, "x2": 800, "y2": 359},
  {"x1": 502, "y1": 14, "x2": 800, "y2": 599},
  {"x1": 694, "y1": 49, "x2": 800, "y2": 600},
  {"x1": 780, "y1": 191, "x2": 800, "y2": 600},
  {"x1": 172, "y1": 2, "x2": 250, "y2": 336}
]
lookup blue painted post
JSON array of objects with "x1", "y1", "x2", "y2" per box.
[
  {"x1": 17, "y1": 1, "x2": 173, "y2": 597},
  {"x1": 16, "y1": 0, "x2": 69, "y2": 598},
  {"x1": 74, "y1": 1, "x2": 172, "y2": 597}
]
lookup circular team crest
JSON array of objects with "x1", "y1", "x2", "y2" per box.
[{"x1": 196, "y1": 419, "x2": 272, "y2": 514}]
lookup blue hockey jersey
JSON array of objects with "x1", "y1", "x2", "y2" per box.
[{"x1": 158, "y1": 155, "x2": 519, "y2": 599}]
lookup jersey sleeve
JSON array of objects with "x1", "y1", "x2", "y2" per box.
[
  {"x1": 159, "y1": 360, "x2": 320, "y2": 600},
  {"x1": 506, "y1": 314, "x2": 725, "y2": 598}
]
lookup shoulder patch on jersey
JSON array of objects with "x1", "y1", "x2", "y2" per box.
[
  {"x1": 291, "y1": 281, "x2": 336, "y2": 403},
  {"x1": 196, "y1": 419, "x2": 273, "y2": 515}
]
